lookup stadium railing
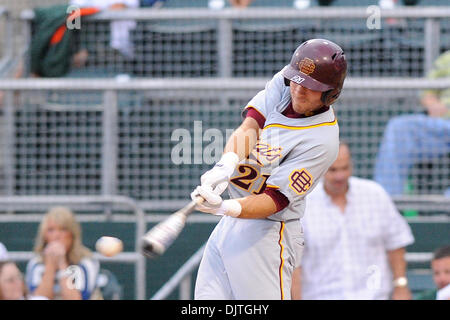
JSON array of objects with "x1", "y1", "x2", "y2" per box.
[
  {"x1": 0, "y1": 195, "x2": 147, "y2": 300},
  {"x1": 1, "y1": 77, "x2": 449, "y2": 209},
  {"x1": 151, "y1": 243, "x2": 206, "y2": 300},
  {"x1": 2, "y1": 5, "x2": 449, "y2": 299},
  {"x1": 150, "y1": 214, "x2": 448, "y2": 299}
]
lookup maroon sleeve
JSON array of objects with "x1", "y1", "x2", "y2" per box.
[
  {"x1": 264, "y1": 187, "x2": 290, "y2": 212},
  {"x1": 244, "y1": 107, "x2": 266, "y2": 129}
]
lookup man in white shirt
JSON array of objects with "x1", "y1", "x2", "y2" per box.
[
  {"x1": 0, "y1": 242, "x2": 9, "y2": 261},
  {"x1": 69, "y1": 0, "x2": 139, "y2": 58},
  {"x1": 291, "y1": 142, "x2": 415, "y2": 300}
]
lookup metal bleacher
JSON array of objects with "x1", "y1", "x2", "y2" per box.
[{"x1": 0, "y1": 3, "x2": 449, "y2": 300}]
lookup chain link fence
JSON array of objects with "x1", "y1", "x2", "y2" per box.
[
  {"x1": 0, "y1": 4, "x2": 449, "y2": 301},
  {"x1": 1, "y1": 79, "x2": 449, "y2": 206},
  {"x1": 6, "y1": 6, "x2": 445, "y2": 78},
  {"x1": 0, "y1": 7, "x2": 448, "y2": 206}
]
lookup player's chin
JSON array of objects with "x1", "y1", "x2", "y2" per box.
[
  {"x1": 292, "y1": 103, "x2": 309, "y2": 113},
  {"x1": 294, "y1": 101, "x2": 319, "y2": 113}
]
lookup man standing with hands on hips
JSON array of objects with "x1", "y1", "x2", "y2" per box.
[{"x1": 191, "y1": 39, "x2": 347, "y2": 299}]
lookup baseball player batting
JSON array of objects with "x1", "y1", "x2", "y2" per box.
[{"x1": 191, "y1": 39, "x2": 348, "y2": 300}]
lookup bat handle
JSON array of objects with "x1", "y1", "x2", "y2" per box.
[
  {"x1": 183, "y1": 196, "x2": 205, "y2": 215},
  {"x1": 184, "y1": 196, "x2": 204, "y2": 213},
  {"x1": 194, "y1": 196, "x2": 205, "y2": 205}
]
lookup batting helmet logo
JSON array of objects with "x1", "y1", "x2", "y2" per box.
[
  {"x1": 299, "y1": 58, "x2": 315, "y2": 75},
  {"x1": 290, "y1": 75, "x2": 305, "y2": 85}
]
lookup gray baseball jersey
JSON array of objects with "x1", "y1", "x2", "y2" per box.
[
  {"x1": 229, "y1": 71, "x2": 339, "y2": 221},
  {"x1": 195, "y1": 71, "x2": 339, "y2": 300}
]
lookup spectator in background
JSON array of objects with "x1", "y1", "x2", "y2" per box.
[
  {"x1": 0, "y1": 261, "x2": 29, "y2": 300},
  {"x1": 29, "y1": 4, "x2": 99, "y2": 78},
  {"x1": 291, "y1": 142, "x2": 414, "y2": 300},
  {"x1": 317, "y1": 0, "x2": 335, "y2": 5},
  {"x1": 29, "y1": 0, "x2": 139, "y2": 78},
  {"x1": 374, "y1": 50, "x2": 450, "y2": 196},
  {"x1": 229, "y1": 0, "x2": 253, "y2": 8},
  {"x1": 293, "y1": 0, "x2": 337, "y2": 10},
  {"x1": 140, "y1": 0, "x2": 167, "y2": 7},
  {"x1": 401, "y1": 0, "x2": 420, "y2": 5},
  {"x1": 0, "y1": 261, "x2": 47, "y2": 300},
  {"x1": 69, "y1": 0, "x2": 140, "y2": 60},
  {"x1": 0, "y1": 242, "x2": 9, "y2": 261},
  {"x1": 25, "y1": 206, "x2": 99, "y2": 300},
  {"x1": 416, "y1": 245, "x2": 450, "y2": 300},
  {"x1": 209, "y1": 0, "x2": 254, "y2": 9}
]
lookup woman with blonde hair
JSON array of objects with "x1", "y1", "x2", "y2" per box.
[{"x1": 25, "y1": 206, "x2": 99, "y2": 300}]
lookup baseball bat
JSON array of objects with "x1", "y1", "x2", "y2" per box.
[{"x1": 141, "y1": 197, "x2": 204, "y2": 259}]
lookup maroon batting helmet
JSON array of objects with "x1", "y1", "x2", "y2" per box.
[{"x1": 282, "y1": 39, "x2": 347, "y2": 106}]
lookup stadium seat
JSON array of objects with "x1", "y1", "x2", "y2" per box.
[
  {"x1": 411, "y1": 153, "x2": 450, "y2": 195},
  {"x1": 407, "y1": 222, "x2": 450, "y2": 253},
  {"x1": 131, "y1": 21, "x2": 218, "y2": 77},
  {"x1": 407, "y1": 270, "x2": 436, "y2": 298},
  {"x1": 424, "y1": 0, "x2": 450, "y2": 5},
  {"x1": 162, "y1": 0, "x2": 209, "y2": 8},
  {"x1": 330, "y1": 0, "x2": 380, "y2": 6},
  {"x1": 242, "y1": 0, "x2": 294, "y2": 7},
  {"x1": 96, "y1": 268, "x2": 123, "y2": 300}
]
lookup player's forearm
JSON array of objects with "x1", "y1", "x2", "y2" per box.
[
  {"x1": 235, "y1": 193, "x2": 278, "y2": 219},
  {"x1": 291, "y1": 266, "x2": 302, "y2": 300},
  {"x1": 223, "y1": 117, "x2": 260, "y2": 161}
]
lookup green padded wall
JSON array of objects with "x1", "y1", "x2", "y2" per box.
[{"x1": 1, "y1": 219, "x2": 448, "y2": 299}]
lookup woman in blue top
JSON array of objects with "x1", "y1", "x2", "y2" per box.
[{"x1": 26, "y1": 206, "x2": 99, "y2": 300}]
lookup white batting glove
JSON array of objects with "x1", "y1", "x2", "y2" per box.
[
  {"x1": 190, "y1": 186, "x2": 221, "y2": 213},
  {"x1": 199, "y1": 152, "x2": 240, "y2": 196},
  {"x1": 190, "y1": 187, "x2": 242, "y2": 218},
  {"x1": 192, "y1": 185, "x2": 222, "y2": 206}
]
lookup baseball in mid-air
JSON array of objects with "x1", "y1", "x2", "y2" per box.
[{"x1": 95, "y1": 236, "x2": 123, "y2": 257}]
